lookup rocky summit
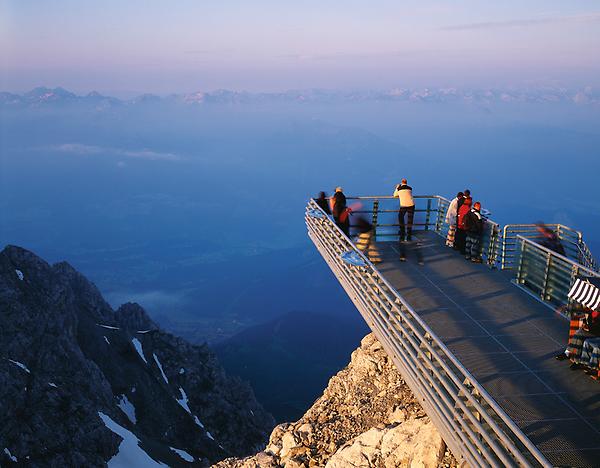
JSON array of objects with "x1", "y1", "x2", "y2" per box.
[
  {"x1": 215, "y1": 334, "x2": 458, "y2": 468},
  {"x1": 0, "y1": 245, "x2": 274, "y2": 467}
]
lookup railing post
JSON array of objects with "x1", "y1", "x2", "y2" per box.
[
  {"x1": 435, "y1": 197, "x2": 443, "y2": 233},
  {"x1": 516, "y1": 238, "x2": 526, "y2": 285},
  {"x1": 425, "y1": 198, "x2": 432, "y2": 231},
  {"x1": 486, "y1": 224, "x2": 499, "y2": 268},
  {"x1": 501, "y1": 226, "x2": 509, "y2": 270},
  {"x1": 372, "y1": 199, "x2": 379, "y2": 239},
  {"x1": 541, "y1": 250, "x2": 552, "y2": 301}
]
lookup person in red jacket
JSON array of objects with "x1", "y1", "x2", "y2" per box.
[{"x1": 455, "y1": 197, "x2": 472, "y2": 255}]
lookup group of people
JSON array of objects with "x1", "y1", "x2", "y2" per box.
[
  {"x1": 556, "y1": 301, "x2": 600, "y2": 378},
  {"x1": 316, "y1": 188, "x2": 382, "y2": 263},
  {"x1": 445, "y1": 190, "x2": 485, "y2": 263},
  {"x1": 316, "y1": 188, "x2": 350, "y2": 235},
  {"x1": 316, "y1": 181, "x2": 484, "y2": 265}
]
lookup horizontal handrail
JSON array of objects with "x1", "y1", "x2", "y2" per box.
[
  {"x1": 306, "y1": 198, "x2": 550, "y2": 468},
  {"x1": 515, "y1": 235, "x2": 600, "y2": 310},
  {"x1": 500, "y1": 223, "x2": 594, "y2": 271}
]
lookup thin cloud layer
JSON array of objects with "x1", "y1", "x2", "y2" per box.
[
  {"x1": 51, "y1": 143, "x2": 182, "y2": 161},
  {"x1": 442, "y1": 13, "x2": 600, "y2": 31}
]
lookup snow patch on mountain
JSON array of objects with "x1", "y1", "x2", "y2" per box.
[
  {"x1": 153, "y1": 353, "x2": 169, "y2": 384},
  {"x1": 98, "y1": 412, "x2": 166, "y2": 467},
  {"x1": 3, "y1": 448, "x2": 17, "y2": 462},
  {"x1": 176, "y1": 387, "x2": 192, "y2": 414},
  {"x1": 117, "y1": 395, "x2": 137, "y2": 425},
  {"x1": 170, "y1": 447, "x2": 194, "y2": 462},
  {"x1": 8, "y1": 359, "x2": 30, "y2": 373},
  {"x1": 131, "y1": 338, "x2": 148, "y2": 364}
]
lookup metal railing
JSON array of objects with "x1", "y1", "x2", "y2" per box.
[
  {"x1": 344, "y1": 195, "x2": 449, "y2": 238},
  {"x1": 306, "y1": 199, "x2": 551, "y2": 468},
  {"x1": 501, "y1": 224, "x2": 597, "y2": 271},
  {"x1": 514, "y1": 235, "x2": 600, "y2": 310},
  {"x1": 344, "y1": 195, "x2": 501, "y2": 267}
]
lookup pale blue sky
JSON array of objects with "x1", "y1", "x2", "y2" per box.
[{"x1": 1, "y1": 1, "x2": 599, "y2": 94}]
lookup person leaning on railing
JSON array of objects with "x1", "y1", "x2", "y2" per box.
[
  {"x1": 455, "y1": 196, "x2": 472, "y2": 255},
  {"x1": 535, "y1": 222, "x2": 566, "y2": 256},
  {"x1": 315, "y1": 191, "x2": 331, "y2": 215},
  {"x1": 445, "y1": 192, "x2": 464, "y2": 248},
  {"x1": 464, "y1": 201, "x2": 484, "y2": 263},
  {"x1": 393, "y1": 179, "x2": 415, "y2": 241},
  {"x1": 331, "y1": 187, "x2": 350, "y2": 236}
]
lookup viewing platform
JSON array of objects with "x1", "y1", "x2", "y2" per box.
[{"x1": 306, "y1": 195, "x2": 600, "y2": 468}]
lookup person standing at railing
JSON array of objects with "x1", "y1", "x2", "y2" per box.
[
  {"x1": 458, "y1": 189, "x2": 471, "y2": 209},
  {"x1": 464, "y1": 201, "x2": 484, "y2": 263},
  {"x1": 393, "y1": 179, "x2": 415, "y2": 241},
  {"x1": 455, "y1": 196, "x2": 472, "y2": 255},
  {"x1": 535, "y1": 222, "x2": 566, "y2": 256},
  {"x1": 331, "y1": 187, "x2": 350, "y2": 236},
  {"x1": 315, "y1": 191, "x2": 331, "y2": 215},
  {"x1": 445, "y1": 192, "x2": 464, "y2": 248}
]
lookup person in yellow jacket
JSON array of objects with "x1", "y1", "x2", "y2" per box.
[{"x1": 393, "y1": 179, "x2": 415, "y2": 241}]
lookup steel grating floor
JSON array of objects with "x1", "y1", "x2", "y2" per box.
[{"x1": 373, "y1": 232, "x2": 600, "y2": 467}]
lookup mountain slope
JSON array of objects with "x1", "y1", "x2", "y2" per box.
[
  {"x1": 0, "y1": 245, "x2": 274, "y2": 467},
  {"x1": 216, "y1": 334, "x2": 458, "y2": 467}
]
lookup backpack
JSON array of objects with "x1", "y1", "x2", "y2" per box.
[{"x1": 458, "y1": 206, "x2": 470, "y2": 230}]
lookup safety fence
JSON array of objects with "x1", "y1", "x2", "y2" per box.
[
  {"x1": 306, "y1": 199, "x2": 551, "y2": 468},
  {"x1": 337, "y1": 195, "x2": 598, "y2": 311},
  {"x1": 501, "y1": 224, "x2": 596, "y2": 271},
  {"x1": 515, "y1": 236, "x2": 600, "y2": 309},
  {"x1": 345, "y1": 195, "x2": 501, "y2": 267}
]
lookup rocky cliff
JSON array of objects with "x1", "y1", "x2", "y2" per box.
[
  {"x1": 0, "y1": 246, "x2": 274, "y2": 467},
  {"x1": 215, "y1": 334, "x2": 458, "y2": 468}
]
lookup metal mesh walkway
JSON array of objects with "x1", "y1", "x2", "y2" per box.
[{"x1": 377, "y1": 232, "x2": 600, "y2": 467}]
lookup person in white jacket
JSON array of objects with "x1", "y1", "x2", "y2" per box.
[{"x1": 445, "y1": 192, "x2": 464, "y2": 247}]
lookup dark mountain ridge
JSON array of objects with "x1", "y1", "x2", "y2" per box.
[{"x1": 0, "y1": 245, "x2": 274, "y2": 467}]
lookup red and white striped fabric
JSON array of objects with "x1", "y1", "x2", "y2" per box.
[{"x1": 568, "y1": 278, "x2": 600, "y2": 311}]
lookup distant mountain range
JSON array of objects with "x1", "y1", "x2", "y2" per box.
[{"x1": 1, "y1": 85, "x2": 598, "y2": 108}]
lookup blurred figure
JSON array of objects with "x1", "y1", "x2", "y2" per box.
[
  {"x1": 393, "y1": 178, "x2": 415, "y2": 241},
  {"x1": 398, "y1": 237, "x2": 424, "y2": 265},
  {"x1": 315, "y1": 191, "x2": 331, "y2": 215},
  {"x1": 355, "y1": 217, "x2": 382, "y2": 264},
  {"x1": 331, "y1": 187, "x2": 350, "y2": 236},
  {"x1": 456, "y1": 197, "x2": 472, "y2": 255},
  {"x1": 445, "y1": 191, "x2": 464, "y2": 248},
  {"x1": 567, "y1": 307, "x2": 600, "y2": 371},
  {"x1": 535, "y1": 222, "x2": 566, "y2": 256},
  {"x1": 464, "y1": 201, "x2": 484, "y2": 263}
]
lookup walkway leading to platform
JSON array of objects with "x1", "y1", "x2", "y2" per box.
[{"x1": 377, "y1": 232, "x2": 600, "y2": 467}]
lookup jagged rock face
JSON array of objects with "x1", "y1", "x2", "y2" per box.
[
  {"x1": 215, "y1": 334, "x2": 457, "y2": 468},
  {"x1": 0, "y1": 245, "x2": 274, "y2": 467}
]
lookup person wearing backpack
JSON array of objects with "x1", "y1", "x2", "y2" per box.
[
  {"x1": 455, "y1": 197, "x2": 472, "y2": 255},
  {"x1": 464, "y1": 201, "x2": 484, "y2": 262}
]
